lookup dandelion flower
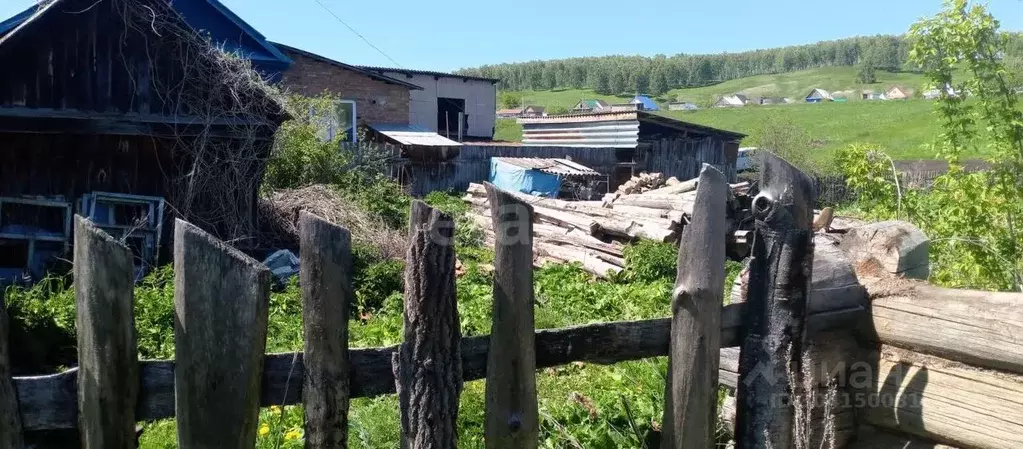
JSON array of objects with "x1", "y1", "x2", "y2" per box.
[
  {"x1": 285, "y1": 429, "x2": 302, "y2": 440},
  {"x1": 258, "y1": 425, "x2": 270, "y2": 437},
  {"x1": 270, "y1": 406, "x2": 282, "y2": 415}
]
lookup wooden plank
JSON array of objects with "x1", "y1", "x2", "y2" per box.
[
  {"x1": 73, "y1": 217, "x2": 137, "y2": 449},
  {"x1": 484, "y1": 184, "x2": 538, "y2": 448},
  {"x1": 394, "y1": 202, "x2": 462, "y2": 449},
  {"x1": 0, "y1": 290, "x2": 24, "y2": 449},
  {"x1": 11, "y1": 303, "x2": 866, "y2": 431},
  {"x1": 299, "y1": 212, "x2": 353, "y2": 449},
  {"x1": 735, "y1": 152, "x2": 816, "y2": 449},
  {"x1": 851, "y1": 425, "x2": 960, "y2": 449},
  {"x1": 661, "y1": 165, "x2": 727, "y2": 449},
  {"x1": 172, "y1": 220, "x2": 271, "y2": 449},
  {"x1": 864, "y1": 347, "x2": 1023, "y2": 449},
  {"x1": 863, "y1": 277, "x2": 1023, "y2": 375}
]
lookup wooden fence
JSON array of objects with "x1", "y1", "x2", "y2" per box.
[{"x1": 1, "y1": 155, "x2": 1022, "y2": 448}]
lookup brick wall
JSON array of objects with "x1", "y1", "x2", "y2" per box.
[{"x1": 279, "y1": 50, "x2": 410, "y2": 125}]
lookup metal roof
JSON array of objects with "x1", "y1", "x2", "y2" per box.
[
  {"x1": 630, "y1": 95, "x2": 660, "y2": 111},
  {"x1": 369, "y1": 123, "x2": 462, "y2": 147},
  {"x1": 494, "y1": 158, "x2": 601, "y2": 178},
  {"x1": 516, "y1": 111, "x2": 745, "y2": 148},
  {"x1": 356, "y1": 66, "x2": 500, "y2": 83},
  {"x1": 272, "y1": 43, "x2": 423, "y2": 90}
]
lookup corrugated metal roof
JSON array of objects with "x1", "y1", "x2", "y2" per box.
[
  {"x1": 369, "y1": 123, "x2": 462, "y2": 147},
  {"x1": 517, "y1": 111, "x2": 744, "y2": 148},
  {"x1": 630, "y1": 95, "x2": 660, "y2": 111},
  {"x1": 494, "y1": 158, "x2": 601, "y2": 178},
  {"x1": 356, "y1": 66, "x2": 500, "y2": 83}
]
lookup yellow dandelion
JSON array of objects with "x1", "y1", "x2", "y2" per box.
[
  {"x1": 270, "y1": 405, "x2": 282, "y2": 415},
  {"x1": 285, "y1": 429, "x2": 302, "y2": 440},
  {"x1": 258, "y1": 425, "x2": 270, "y2": 437}
]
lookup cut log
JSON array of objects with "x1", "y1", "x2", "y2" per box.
[
  {"x1": 532, "y1": 206, "x2": 600, "y2": 235},
  {"x1": 839, "y1": 221, "x2": 929, "y2": 280},
  {"x1": 609, "y1": 205, "x2": 685, "y2": 223},
  {"x1": 594, "y1": 219, "x2": 676, "y2": 243},
  {"x1": 534, "y1": 242, "x2": 623, "y2": 278},
  {"x1": 533, "y1": 226, "x2": 624, "y2": 257},
  {"x1": 645, "y1": 178, "x2": 699, "y2": 195},
  {"x1": 863, "y1": 276, "x2": 1023, "y2": 375},
  {"x1": 863, "y1": 347, "x2": 1023, "y2": 449},
  {"x1": 612, "y1": 194, "x2": 696, "y2": 214}
]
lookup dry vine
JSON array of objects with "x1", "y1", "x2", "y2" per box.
[{"x1": 113, "y1": 0, "x2": 286, "y2": 244}]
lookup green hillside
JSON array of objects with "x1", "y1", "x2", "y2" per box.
[
  {"x1": 506, "y1": 66, "x2": 933, "y2": 109},
  {"x1": 493, "y1": 66, "x2": 995, "y2": 162}
]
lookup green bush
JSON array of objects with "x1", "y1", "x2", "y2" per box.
[{"x1": 354, "y1": 259, "x2": 405, "y2": 314}]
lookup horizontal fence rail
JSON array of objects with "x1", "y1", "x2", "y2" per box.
[{"x1": 12, "y1": 302, "x2": 865, "y2": 431}]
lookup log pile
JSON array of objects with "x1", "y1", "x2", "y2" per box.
[{"x1": 463, "y1": 177, "x2": 753, "y2": 278}]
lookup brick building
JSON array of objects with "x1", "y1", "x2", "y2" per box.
[{"x1": 273, "y1": 43, "x2": 421, "y2": 126}]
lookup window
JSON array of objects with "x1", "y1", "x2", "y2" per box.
[{"x1": 312, "y1": 100, "x2": 358, "y2": 143}]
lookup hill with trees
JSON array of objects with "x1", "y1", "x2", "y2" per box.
[{"x1": 457, "y1": 33, "x2": 1023, "y2": 95}]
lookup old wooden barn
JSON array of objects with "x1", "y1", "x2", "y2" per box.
[{"x1": 0, "y1": 0, "x2": 286, "y2": 282}]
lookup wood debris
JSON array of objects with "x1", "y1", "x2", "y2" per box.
[{"x1": 464, "y1": 174, "x2": 755, "y2": 278}]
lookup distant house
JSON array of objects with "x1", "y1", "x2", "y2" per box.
[
  {"x1": 714, "y1": 94, "x2": 749, "y2": 108},
  {"x1": 862, "y1": 90, "x2": 883, "y2": 100},
  {"x1": 923, "y1": 84, "x2": 958, "y2": 100},
  {"x1": 629, "y1": 95, "x2": 661, "y2": 111},
  {"x1": 805, "y1": 88, "x2": 834, "y2": 103},
  {"x1": 522, "y1": 105, "x2": 546, "y2": 117},
  {"x1": 668, "y1": 102, "x2": 699, "y2": 111},
  {"x1": 885, "y1": 86, "x2": 911, "y2": 100},
  {"x1": 755, "y1": 97, "x2": 786, "y2": 105},
  {"x1": 573, "y1": 99, "x2": 611, "y2": 113},
  {"x1": 497, "y1": 108, "x2": 524, "y2": 118}
]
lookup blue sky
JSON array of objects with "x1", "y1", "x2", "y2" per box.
[{"x1": 3, "y1": 0, "x2": 1023, "y2": 71}]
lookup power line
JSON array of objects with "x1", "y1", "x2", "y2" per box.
[{"x1": 309, "y1": 0, "x2": 403, "y2": 68}]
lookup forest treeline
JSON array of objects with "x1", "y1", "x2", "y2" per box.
[{"x1": 457, "y1": 33, "x2": 1023, "y2": 95}]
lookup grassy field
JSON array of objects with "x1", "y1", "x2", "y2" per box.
[
  {"x1": 495, "y1": 99, "x2": 966, "y2": 160},
  {"x1": 495, "y1": 65, "x2": 1002, "y2": 161},
  {"x1": 505, "y1": 66, "x2": 935, "y2": 109}
]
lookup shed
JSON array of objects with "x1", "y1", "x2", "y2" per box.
[
  {"x1": 805, "y1": 88, "x2": 834, "y2": 103},
  {"x1": 630, "y1": 95, "x2": 660, "y2": 111},
  {"x1": 0, "y1": 0, "x2": 286, "y2": 282},
  {"x1": 517, "y1": 111, "x2": 745, "y2": 184},
  {"x1": 572, "y1": 99, "x2": 611, "y2": 113},
  {"x1": 668, "y1": 102, "x2": 699, "y2": 111},
  {"x1": 714, "y1": 94, "x2": 748, "y2": 108},
  {"x1": 366, "y1": 123, "x2": 461, "y2": 161},
  {"x1": 885, "y1": 86, "x2": 911, "y2": 100}
]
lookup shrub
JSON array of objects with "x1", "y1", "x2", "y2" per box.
[{"x1": 623, "y1": 241, "x2": 677, "y2": 283}]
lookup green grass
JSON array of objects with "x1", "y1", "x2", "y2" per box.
[{"x1": 495, "y1": 66, "x2": 1002, "y2": 161}]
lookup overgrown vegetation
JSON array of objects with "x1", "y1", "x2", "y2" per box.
[{"x1": 834, "y1": 0, "x2": 1023, "y2": 291}]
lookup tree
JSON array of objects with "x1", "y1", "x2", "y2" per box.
[
  {"x1": 857, "y1": 61, "x2": 877, "y2": 83},
  {"x1": 649, "y1": 68, "x2": 669, "y2": 96},
  {"x1": 609, "y1": 70, "x2": 627, "y2": 95},
  {"x1": 590, "y1": 67, "x2": 611, "y2": 94},
  {"x1": 500, "y1": 92, "x2": 521, "y2": 109}
]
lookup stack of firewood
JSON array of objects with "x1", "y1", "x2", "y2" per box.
[
  {"x1": 615, "y1": 172, "x2": 673, "y2": 194},
  {"x1": 463, "y1": 176, "x2": 753, "y2": 278}
]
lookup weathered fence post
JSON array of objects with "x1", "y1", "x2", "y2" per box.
[
  {"x1": 735, "y1": 152, "x2": 816, "y2": 449},
  {"x1": 73, "y1": 217, "x2": 138, "y2": 449},
  {"x1": 483, "y1": 184, "x2": 538, "y2": 448},
  {"x1": 173, "y1": 220, "x2": 271, "y2": 449},
  {"x1": 299, "y1": 212, "x2": 353, "y2": 448},
  {"x1": 660, "y1": 165, "x2": 728, "y2": 449},
  {"x1": 393, "y1": 201, "x2": 462, "y2": 449},
  {"x1": 0, "y1": 290, "x2": 23, "y2": 449}
]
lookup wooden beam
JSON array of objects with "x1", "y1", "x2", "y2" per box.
[
  {"x1": 484, "y1": 184, "x2": 538, "y2": 448},
  {"x1": 11, "y1": 302, "x2": 865, "y2": 431},
  {"x1": 661, "y1": 165, "x2": 727, "y2": 449}
]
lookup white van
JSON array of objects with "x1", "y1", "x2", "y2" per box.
[{"x1": 737, "y1": 147, "x2": 758, "y2": 172}]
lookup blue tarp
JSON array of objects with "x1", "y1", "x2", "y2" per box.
[{"x1": 490, "y1": 159, "x2": 562, "y2": 198}]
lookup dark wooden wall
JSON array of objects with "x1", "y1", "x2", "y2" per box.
[{"x1": 644, "y1": 138, "x2": 738, "y2": 183}]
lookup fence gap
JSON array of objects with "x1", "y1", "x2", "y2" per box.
[
  {"x1": 0, "y1": 290, "x2": 23, "y2": 449},
  {"x1": 299, "y1": 212, "x2": 353, "y2": 448},
  {"x1": 483, "y1": 184, "x2": 539, "y2": 448},
  {"x1": 73, "y1": 217, "x2": 138, "y2": 449},
  {"x1": 660, "y1": 165, "x2": 728, "y2": 449},
  {"x1": 393, "y1": 201, "x2": 462, "y2": 449},
  {"x1": 172, "y1": 219, "x2": 271, "y2": 449},
  {"x1": 735, "y1": 152, "x2": 816, "y2": 449}
]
